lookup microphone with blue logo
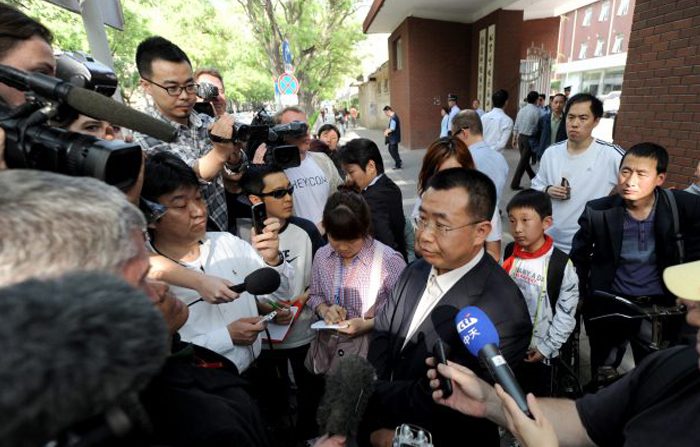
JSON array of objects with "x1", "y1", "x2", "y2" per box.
[{"x1": 454, "y1": 306, "x2": 532, "y2": 417}]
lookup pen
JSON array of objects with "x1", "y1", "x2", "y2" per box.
[{"x1": 264, "y1": 298, "x2": 290, "y2": 310}]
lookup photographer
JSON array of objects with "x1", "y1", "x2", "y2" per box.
[
  {"x1": 133, "y1": 36, "x2": 238, "y2": 233},
  {"x1": 194, "y1": 67, "x2": 228, "y2": 117},
  {"x1": 273, "y1": 106, "x2": 343, "y2": 232},
  {"x1": 0, "y1": 5, "x2": 57, "y2": 170}
]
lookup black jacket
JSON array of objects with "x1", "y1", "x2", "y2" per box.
[
  {"x1": 360, "y1": 255, "x2": 532, "y2": 446},
  {"x1": 140, "y1": 337, "x2": 271, "y2": 447},
  {"x1": 363, "y1": 174, "x2": 407, "y2": 260},
  {"x1": 570, "y1": 188, "x2": 700, "y2": 300}
]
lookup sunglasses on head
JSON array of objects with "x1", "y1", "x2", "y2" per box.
[{"x1": 259, "y1": 186, "x2": 294, "y2": 199}]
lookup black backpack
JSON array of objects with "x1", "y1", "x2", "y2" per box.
[{"x1": 504, "y1": 242, "x2": 569, "y2": 309}]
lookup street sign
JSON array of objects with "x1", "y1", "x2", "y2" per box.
[{"x1": 276, "y1": 72, "x2": 300, "y2": 95}]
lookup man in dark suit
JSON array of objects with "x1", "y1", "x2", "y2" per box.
[
  {"x1": 533, "y1": 93, "x2": 567, "y2": 160},
  {"x1": 571, "y1": 142, "x2": 700, "y2": 381},
  {"x1": 339, "y1": 138, "x2": 407, "y2": 260},
  {"x1": 360, "y1": 168, "x2": 532, "y2": 446}
]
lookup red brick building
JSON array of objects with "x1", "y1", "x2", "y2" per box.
[
  {"x1": 363, "y1": 1, "x2": 560, "y2": 150},
  {"x1": 363, "y1": 0, "x2": 698, "y2": 186}
]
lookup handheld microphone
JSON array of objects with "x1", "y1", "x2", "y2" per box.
[
  {"x1": 0, "y1": 271, "x2": 170, "y2": 446},
  {"x1": 229, "y1": 267, "x2": 281, "y2": 295},
  {"x1": 317, "y1": 355, "x2": 376, "y2": 437},
  {"x1": 0, "y1": 64, "x2": 177, "y2": 142},
  {"x1": 455, "y1": 306, "x2": 531, "y2": 417}
]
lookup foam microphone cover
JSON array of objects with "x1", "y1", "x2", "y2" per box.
[
  {"x1": 232, "y1": 267, "x2": 281, "y2": 295},
  {"x1": 66, "y1": 87, "x2": 178, "y2": 142},
  {"x1": 0, "y1": 271, "x2": 169, "y2": 447},
  {"x1": 317, "y1": 355, "x2": 376, "y2": 437}
]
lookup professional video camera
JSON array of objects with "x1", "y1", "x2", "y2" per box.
[
  {"x1": 234, "y1": 108, "x2": 304, "y2": 169},
  {"x1": 0, "y1": 55, "x2": 175, "y2": 189}
]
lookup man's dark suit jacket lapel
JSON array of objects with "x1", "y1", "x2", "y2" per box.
[
  {"x1": 390, "y1": 261, "x2": 430, "y2": 361},
  {"x1": 399, "y1": 255, "x2": 490, "y2": 358}
]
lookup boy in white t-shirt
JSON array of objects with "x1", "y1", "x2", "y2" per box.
[{"x1": 503, "y1": 189, "x2": 579, "y2": 396}]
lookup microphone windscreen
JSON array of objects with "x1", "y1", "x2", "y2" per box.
[
  {"x1": 244, "y1": 267, "x2": 281, "y2": 295},
  {"x1": 317, "y1": 355, "x2": 375, "y2": 437},
  {"x1": 455, "y1": 306, "x2": 500, "y2": 357},
  {"x1": 0, "y1": 271, "x2": 169, "y2": 446},
  {"x1": 66, "y1": 87, "x2": 178, "y2": 142}
]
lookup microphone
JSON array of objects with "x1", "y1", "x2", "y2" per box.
[
  {"x1": 0, "y1": 64, "x2": 177, "y2": 142},
  {"x1": 229, "y1": 267, "x2": 281, "y2": 295},
  {"x1": 0, "y1": 271, "x2": 170, "y2": 446},
  {"x1": 317, "y1": 355, "x2": 376, "y2": 437},
  {"x1": 455, "y1": 306, "x2": 532, "y2": 417}
]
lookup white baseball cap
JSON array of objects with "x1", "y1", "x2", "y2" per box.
[{"x1": 663, "y1": 261, "x2": 700, "y2": 301}]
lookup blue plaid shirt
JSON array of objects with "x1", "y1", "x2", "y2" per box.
[{"x1": 133, "y1": 104, "x2": 228, "y2": 231}]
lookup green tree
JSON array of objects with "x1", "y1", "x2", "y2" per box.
[{"x1": 237, "y1": 0, "x2": 363, "y2": 112}]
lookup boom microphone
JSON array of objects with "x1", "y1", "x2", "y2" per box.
[
  {"x1": 0, "y1": 64, "x2": 177, "y2": 142},
  {"x1": 229, "y1": 267, "x2": 281, "y2": 295},
  {"x1": 455, "y1": 306, "x2": 532, "y2": 417},
  {"x1": 317, "y1": 355, "x2": 376, "y2": 437},
  {"x1": 0, "y1": 271, "x2": 170, "y2": 446}
]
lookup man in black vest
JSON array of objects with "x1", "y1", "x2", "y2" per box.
[{"x1": 383, "y1": 105, "x2": 402, "y2": 169}]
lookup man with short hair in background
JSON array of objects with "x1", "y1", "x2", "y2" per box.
[
  {"x1": 452, "y1": 109, "x2": 509, "y2": 261},
  {"x1": 382, "y1": 105, "x2": 403, "y2": 169},
  {"x1": 481, "y1": 89, "x2": 514, "y2": 153},
  {"x1": 276, "y1": 106, "x2": 343, "y2": 231},
  {"x1": 534, "y1": 93, "x2": 567, "y2": 160},
  {"x1": 194, "y1": 67, "x2": 228, "y2": 117},
  {"x1": 511, "y1": 91, "x2": 540, "y2": 190}
]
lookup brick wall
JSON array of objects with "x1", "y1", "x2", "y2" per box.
[
  {"x1": 471, "y1": 10, "x2": 524, "y2": 119},
  {"x1": 520, "y1": 17, "x2": 560, "y2": 59},
  {"x1": 615, "y1": 0, "x2": 700, "y2": 187},
  {"x1": 388, "y1": 17, "x2": 471, "y2": 149}
]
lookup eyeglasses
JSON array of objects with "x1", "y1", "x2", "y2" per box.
[
  {"x1": 142, "y1": 77, "x2": 197, "y2": 97},
  {"x1": 259, "y1": 186, "x2": 294, "y2": 199},
  {"x1": 412, "y1": 216, "x2": 483, "y2": 237}
]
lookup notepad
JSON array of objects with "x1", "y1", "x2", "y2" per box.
[
  {"x1": 310, "y1": 320, "x2": 349, "y2": 330},
  {"x1": 263, "y1": 306, "x2": 299, "y2": 343}
]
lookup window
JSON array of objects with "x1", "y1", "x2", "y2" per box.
[
  {"x1": 594, "y1": 38, "x2": 605, "y2": 57},
  {"x1": 612, "y1": 33, "x2": 624, "y2": 53},
  {"x1": 617, "y1": 0, "x2": 630, "y2": 16},
  {"x1": 599, "y1": 1, "x2": 610, "y2": 21},
  {"x1": 579, "y1": 42, "x2": 589, "y2": 59},
  {"x1": 582, "y1": 8, "x2": 593, "y2": 26},
  {"x1": 393, "y1": 38, "x2": 403, "y2": 70}
]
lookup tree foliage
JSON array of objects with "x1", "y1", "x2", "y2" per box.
[
  {"x1": 14, "y1": 0, "x2": 364, "y2": 110},
  {"x1": 237, "y1": 0, "x2": 363, "y2": 111}
]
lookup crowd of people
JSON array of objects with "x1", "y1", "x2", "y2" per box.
[{"x1": 1, "y1": 3, "x2": 700, "y2": 447}]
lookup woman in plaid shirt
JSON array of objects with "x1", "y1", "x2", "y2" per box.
[{"x1": 307, "y1": 192, "x2": 406, "y2": 349}]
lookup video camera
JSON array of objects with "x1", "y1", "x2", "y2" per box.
[
  {"x1": 0, "y1": 53, "x2": 160, "y2": 190},
  {"x1": 193, "y1": 81, "x2": 219, "y2": 117},
  {"x1": 234, "y1": 108, "x2": 303, "y2": 169}
]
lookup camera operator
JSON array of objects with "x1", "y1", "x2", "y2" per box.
[
  {"x1": 269, "y1": 106, "x2": 343, "y2": 232},
  {"x1": 0, "y1": 4, "x2": 57, "y2": 170},
  {"x1": 133, "y1": 36, "x2": 238, "y2": 233},
  {"x1": 194, "y1": 67, "x2": 228, "y2": 117}
]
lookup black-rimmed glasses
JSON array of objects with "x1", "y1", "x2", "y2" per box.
[{"x1": 142, "y1": 77, "x2": 197, "y2": 97}]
